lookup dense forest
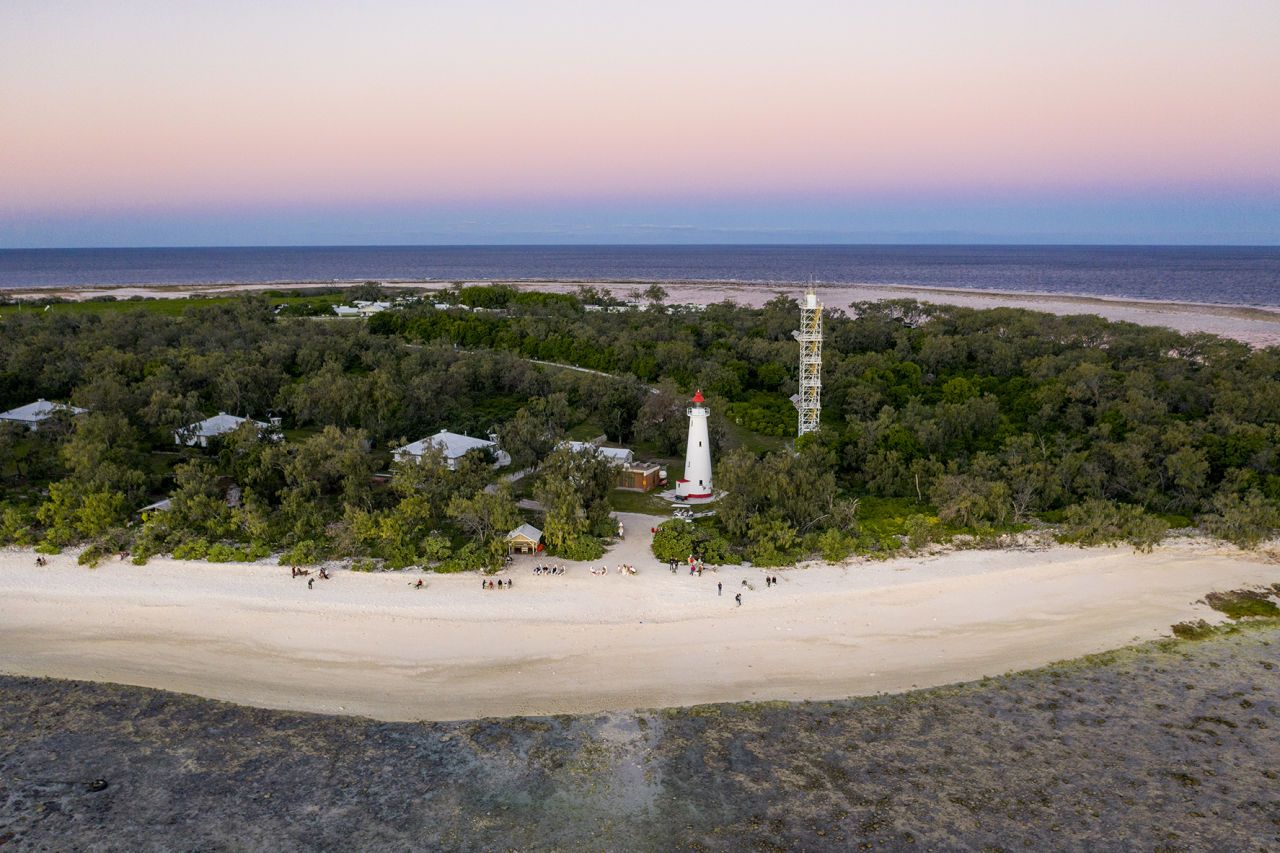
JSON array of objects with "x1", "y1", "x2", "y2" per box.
[{"x1": 2, "y1": 283, "x2": 1279, "y2": 569}]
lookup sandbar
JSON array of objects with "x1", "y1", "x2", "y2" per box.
[{"x1": 7, "y1": 277, "x2": 1280, "y2": 347}]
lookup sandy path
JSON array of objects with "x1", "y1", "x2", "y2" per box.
[{"x1": 2, "y1": 518, "x2": 1276, "y2": 721}]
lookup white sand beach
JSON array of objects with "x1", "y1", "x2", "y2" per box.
[
  {"x1": 9, "y1": 278, "x2": 1280, "y2": 347},
  {"x1": 2, "y1": 514, "x2": 1276, "y2": 721}
]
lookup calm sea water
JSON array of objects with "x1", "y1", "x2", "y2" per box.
[{"x1": 1, "y1": 245, "x2": 1278, "y2": 307}]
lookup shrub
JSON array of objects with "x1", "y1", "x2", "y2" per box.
[
  {"x1": 746, "y1": 516, "x2": 800, "y2": 566},
  {"x1": 173, "y1": 538, "x2": 211, "y2": 561},
  {"x1": 78, "y1": 543, "x2": 109, "y2": 567},
  {"x1": 815, "y1": 528, "x2": 856, "y2": 562},
  {"x1": 905, "y1": 514, "x2": 939, "y2": 550},
  {"x1": 1199, "y1": 489, "x2": 1280, "y2": 548},
  {"x1": 0, "y1": 504, "x2": 36, "y2": 547},
  {"x1": 439, "y1": 542, "x2": 487, "y2": 573},
  {"x1": 549, "y1": 535, "x2": 605, "y2": 562},
  {"x1": 206, "y1": 542, "x2": 250, "y2": 563},
  {"x1": 278, "y1": 539, "x2": 328, "y2": 566},
  {"x1": 1056, "y1": 499, "x2": 1168, "y2": 552},
  {"x1": 652, "y1": 520, "x2": 695, "y2": 563}
]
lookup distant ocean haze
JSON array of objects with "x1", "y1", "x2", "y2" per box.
[{"x1": 1, "y1": 245, "x2": 1278, "y2": 308}]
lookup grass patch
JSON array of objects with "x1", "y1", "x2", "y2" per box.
[
  {"x1": 719, "y1": 416, "x2": 788, "y2": 455},
  {"x1": 607, "y1": 489, "x2": 671, "y2": 515},
  {"x1": 1204, "y1": 589, "x2": 1280, "y2": 619}
]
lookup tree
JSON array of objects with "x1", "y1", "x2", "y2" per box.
[
  {"x1": 58, "y1": 412, "x2": 147, "y2": 503},
  {"x1": 712, "y1": 447, "x2": 766, "y2": 538},
  {"x1": 499, "y1": 400, "x2": 566, "y2": 471},
  {"x1": 633, "y1": 385, "x2": 687, "y2": 456},
  {"x1": 642, "y1": 284, "x2": 668, "y2": 306},
  {"x1": 446, "y1": 485, "x2": 521, "y2": 566},
  {"x1": 534, "y1": 446, "x2": 617, "y2": 557}
]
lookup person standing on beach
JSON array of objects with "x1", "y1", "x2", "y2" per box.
[
  {"x1": 735, "y1": 593, "x2": 741, "y2": 607},
  {"x1": 717, "y1": 581, "x2": 722, "y2": 596},
  {"x1": 308, "y1": 577, "x2": 314, "y2": 590}
]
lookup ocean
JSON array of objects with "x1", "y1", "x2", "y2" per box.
[{"x1": 1, "y1": 245, "x2": 1278, "y2": 308}]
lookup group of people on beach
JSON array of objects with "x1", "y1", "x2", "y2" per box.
[
  {"x1": 532, "y1": 565, "x2": 564, "y2": 575},
  {"x1": 483, "y1": 578, "x2": 512, "y2": 590},
  {"x1": 291, "y1": 565, "x2": 329, "y2": 590},
  {"x1": 591, "y1": 564, "x2": 637, "y2": 575},
  {"x1": 669, "y1": 559, "x2": 715, "y2": 576}
]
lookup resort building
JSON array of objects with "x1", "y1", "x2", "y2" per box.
[
  {"x1": 618, "y1": 462, "x2": 663, "y2": 492},
  {"x1": 394, "y1": 429, "x2": 512, "y2": 470},
  {"x1": 561, "y1": 438, "x2": 663, "y2": 492},
  {"x1": 0, "y1": 399, "x2": 87, "y2": 430},
  {"x1": 175, "y1": 413, "x2": 277, "y2": 448},
  {"x1": 333, "y1": 300, "x2": 392, "y2": 317},
  {"x1": 562, "y1": 440, "x2": 635, "y2": 466}
]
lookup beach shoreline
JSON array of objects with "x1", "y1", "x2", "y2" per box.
[
  {"x1": 3, "y1": 517, "x2": 1276, "y2": 722},
  {"x1": 7, "y1": 277, "x2": 1280, "y2": 347}
]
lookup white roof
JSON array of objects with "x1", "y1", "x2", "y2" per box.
[
  {"x1": 181, "y1": 412, "x2": 268, "y2": 438},
  {"x1": 506, "y1": 523, "x2": 542, "y2": 542},
  {"x1": 563, "y1": 440, "x2": 634, "y2": 464},
  {"x1": 400, "y1": 429, "x2": 496, "y2": 460},
  {"x1": 0, "y1": 399, "x2": 87, "y2": 422}
]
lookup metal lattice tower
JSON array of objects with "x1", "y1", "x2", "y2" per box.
[{"x1": 793, "y1": 287, "x2": 823, "y2": 436}]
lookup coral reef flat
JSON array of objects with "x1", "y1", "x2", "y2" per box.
[{"x1": 2, "y1": 622, "x2": 1276, "y2": 851}]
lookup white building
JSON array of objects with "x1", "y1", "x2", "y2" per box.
[
  {"x1": 333, "y1": 300, "x2": 392, "y2": 317},
  {"x1": 394, "y1": 429, "x2": 511, "y2": 470},
  {"x1": 175, "y1": 412, "x2": 276, "y2": 448},
  {"x1": 675, "y1": 390, "x2": 714, "y2": 499},
  {"x1": 561, "y1": 439, "x2": 635, "y2": 467},
  {"x1": 0, "y1": 399, "x2": 87, "y2": 430}
]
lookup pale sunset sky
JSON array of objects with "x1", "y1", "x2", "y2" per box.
[{"x1": 2, "y1": 0, "x2": 1278, "y2": 246}]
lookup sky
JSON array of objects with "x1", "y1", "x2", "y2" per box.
[{"x1": 2, "y1": 0, "x2": 1279, "y2": 247}]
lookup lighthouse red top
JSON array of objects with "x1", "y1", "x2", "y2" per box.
[{"x1": 691, "y1": 390, "x2": 705, "y2": 403}]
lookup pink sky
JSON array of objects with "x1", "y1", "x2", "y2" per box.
[{"x1": 2, "y1": 1, "x2": 1278, "y2": 244}]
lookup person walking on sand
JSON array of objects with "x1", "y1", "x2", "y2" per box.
[
  {"x1": 717, "y1": 581, "x2": 722, "y2": 596},
  {"x1": 308, "y1": 577, "x2": 314, "y2": 590},
  {"x1": 735, "y1": 593, "x2": 742, "y2": 607}
]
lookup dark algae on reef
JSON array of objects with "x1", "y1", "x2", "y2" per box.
[{"x1": 2, "y1": 621, "x2": 1277, "y2": 851}]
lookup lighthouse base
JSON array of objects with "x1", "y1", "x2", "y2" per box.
[{"x1": 662, "y1": 488, "x2": 720, "y2": 505}]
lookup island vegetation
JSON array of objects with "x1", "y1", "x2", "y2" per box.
[{"x1": 2, "y1": 282, "x2": 1279, "y2": 568}]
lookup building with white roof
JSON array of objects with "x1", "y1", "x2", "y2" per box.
[
  {"x1": 333, "y1": 301, "x2": 392, "y2": 317},
  {"x1": 394, "y1": 429, "x2": 511, "y2": 470},
  {"x1": 175, "y1": 412, "x2": 276, "y2": 448},
  {"x1": 562, "y1": 440, "x2": 635, "y2": 466},
  {"x1": 0, "y1": 399, "x2": 87, "y2": 430}
]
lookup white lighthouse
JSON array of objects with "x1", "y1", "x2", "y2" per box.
[{"x1": 675, "y1": 390, "x2": 714, "y2": 499}]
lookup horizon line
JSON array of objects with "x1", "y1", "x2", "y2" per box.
[{"x1": 5, "y1": 241, "x2": 1279, "y2": 252}]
